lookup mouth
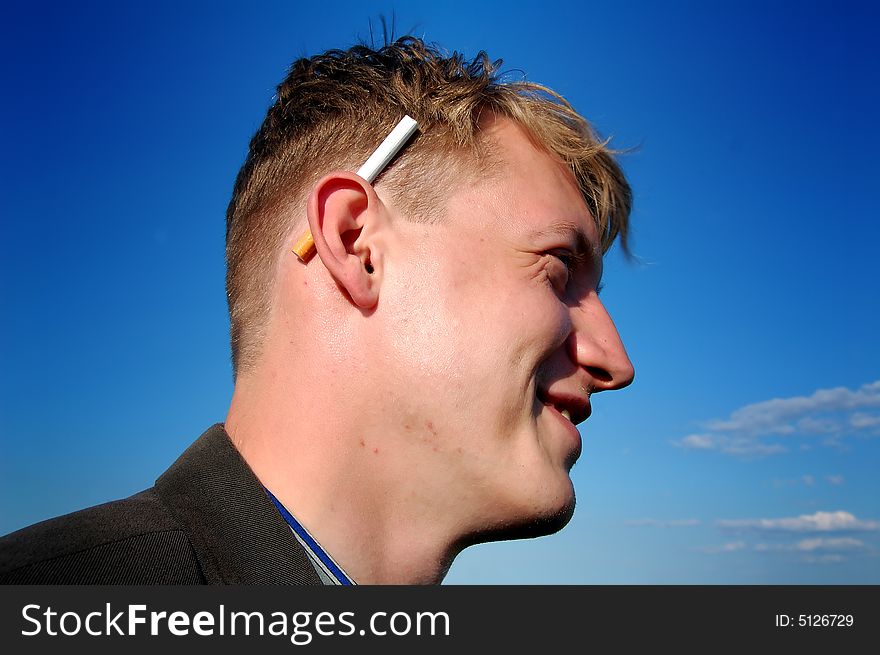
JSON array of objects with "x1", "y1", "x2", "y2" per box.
[
  {"x1": 536, "y1": 387, "x2": 592, "y2": 427},
  {"x1": 536, "y1": 389, "x2": 585, "y2": 468}
]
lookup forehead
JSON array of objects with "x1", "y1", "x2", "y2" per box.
[{"x1": 448, "y1": 117, "x2": 599, "y2": 249}]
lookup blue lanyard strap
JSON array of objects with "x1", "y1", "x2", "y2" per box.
[{"x1": 265, "y1": 488, "x2": 353, "y2": 585}]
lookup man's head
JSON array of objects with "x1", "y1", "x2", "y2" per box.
[
  {"x1": 226, "y1": 36, "x2": 631, "y2": 376},
  {"x1": 225, "y1": 36, "x2": 635, "y2": 557}
]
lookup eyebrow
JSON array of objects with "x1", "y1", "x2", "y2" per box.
[{"x1": 529, "y1": 221, "x2": 601, "y2": 259}]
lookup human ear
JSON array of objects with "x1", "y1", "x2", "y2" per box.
[{"x1": 304, "y1": 171, "x2": 383, "y2": 309}]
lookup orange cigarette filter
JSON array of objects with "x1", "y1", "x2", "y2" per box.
[{"x1": 292, "y1": 231, "x2": 316, "y2": 263}]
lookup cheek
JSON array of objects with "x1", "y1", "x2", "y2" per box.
[
  {"x1": 378, "y1": 254, "x2": 467, "y2": 379},
  {"x1": 377, "y1": 247, "x2": 569, "y2": 413},
  {"x1": 444, "y1": 258, "x2": 571, "y2": 378}
]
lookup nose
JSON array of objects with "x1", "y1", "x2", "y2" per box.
[{"x1": 568, "y1": 295, "x2": 635, "y2": 392}]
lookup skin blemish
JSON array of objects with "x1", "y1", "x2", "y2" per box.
[
  {"x1": 373, "y1": 447, "x2": 379, "y2": 454},
  {"x1": 359, "y1": 439, "x2": 365, "y2": 447},
  {"x1": 420, "y1": 420, "x2": 442, "y2": 452}
]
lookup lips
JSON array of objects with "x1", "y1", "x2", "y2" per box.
[{"x1": 536, "y1": 387, "x2": 592, "y2": 426}]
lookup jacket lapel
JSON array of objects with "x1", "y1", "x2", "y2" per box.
[{"x1": 153, "y1": 424, "x2": 321, "y2": 585}]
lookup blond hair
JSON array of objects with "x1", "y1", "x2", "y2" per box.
[{"x1": 226, "y1": 36, "x2": 632, "y2": 376}]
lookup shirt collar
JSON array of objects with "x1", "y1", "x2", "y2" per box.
[{"x1": 264, "y1": 488, "x2": 356, "y2": 585}]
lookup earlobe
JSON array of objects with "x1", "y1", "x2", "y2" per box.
[{"x1": 304, "y1": 171, "x2": 383, "y2": 309}]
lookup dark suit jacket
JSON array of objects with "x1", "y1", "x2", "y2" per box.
[{"x1": 0, "y1": 424, "x2": 321, "y2": 584}]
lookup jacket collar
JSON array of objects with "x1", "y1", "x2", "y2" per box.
[{"x1": 153, "y1": 424, "x2": 321, "y2": 584}]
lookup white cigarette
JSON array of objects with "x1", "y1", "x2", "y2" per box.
[
  {"x1": 292, "y1": 115, "x2": 419, "y2": 263},
  {"x1": 356, "y1": 115, "x2": 419, "y2": 183}
]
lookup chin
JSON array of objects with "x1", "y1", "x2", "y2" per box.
[
  {"x1": 474, "y1": 477, "x2": 577, "y2": 544},
  {"x1": 517, "y1": 483, "x2": 577, "y2": 539}
]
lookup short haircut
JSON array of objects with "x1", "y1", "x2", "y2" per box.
[{"x1": 226, "y1": 36, "x2": 632, "y2": 376}]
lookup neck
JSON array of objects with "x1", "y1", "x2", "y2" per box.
[{"x1": 225, "y1": 361, "x2": 465, "y2": 584}]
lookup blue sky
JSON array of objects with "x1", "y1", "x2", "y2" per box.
[{"x1": 1, "y1": 0, "x2": 878, "y2": 583}]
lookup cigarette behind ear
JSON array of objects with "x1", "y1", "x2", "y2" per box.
[
  {"x1": 292, "y1": 231, "x2": 316, "y2": 262},
  {"x1": 292, "y1": 115, "x2": 419, "y2": 264}
]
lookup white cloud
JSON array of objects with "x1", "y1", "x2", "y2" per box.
[
  {"x1": 696, "y1": 541, "x2": 746, "y2": 554},
  {"x1": 676, "y1": 434, "x2": 716, "y2": 450},
  {"x1": 755, "y1": 537, "x2": 866, "y2": 553},
  {"x1": 718, "y1": 510, "x2": 880, "y2": 533},
  {"x1": 706, "y1": 381, "x2": 880, "y2": 435},
  {"x1": 672, "y1": 380, "x2": 880, "y2": 458},
  {"x1": 821, "y1": 435, "x2": 852, "y2": 452},
  {"x1": 796, "y1": 537, "x2": 865, "y2": 552},
  {"x1": 695, "y1": 518, "x2": 877, "y2": 561},
  {"x1": 850, "y1": 412, "x2": 880, "y2": 430},
  {"x1": 826, "y1": 475, "x2": 845, "y2": 486},
  {"x1": 772, "y1": 475, "x2": 819, "y2": 488},
  {"x1": 803, "y1": 554, "x2": 845, "y2": 563},
  {"x1": 671, "y1": 433, "x2": 786, "y2": 456},
  {"x1": 625, "y1": 518, "x2": 700, "y2": 528},
  {"x1": 797, "y1": 417, "x2": 841, "y2": 434}
]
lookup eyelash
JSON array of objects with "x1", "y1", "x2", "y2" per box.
[
  {"x1": 551, "y1": 250, "x2": 588, "y2": 274},
  {"x1": 549, "y1": 251, "x2": 603, "y2": 295}
]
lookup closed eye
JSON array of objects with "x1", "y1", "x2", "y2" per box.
[
  {"x1": 543, "y1": 251, "x2": 576, "y2": 294},
  {"x1": 550, "y1": 249, "x2": 588, "y2": 273},
  {"x1": 549, "y1": 250, "x2": 603, "y2": 296}
]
